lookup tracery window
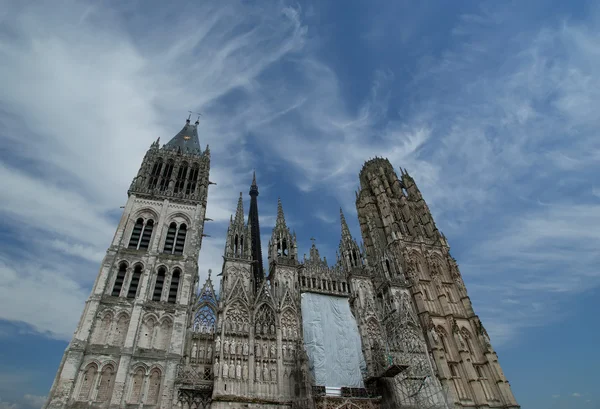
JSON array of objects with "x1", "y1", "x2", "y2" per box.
[
  {"x1": 280, "y1": 309, "x2": 298, "y2": 339},
  {"x1": 77, "y1": 363, "x2": 98, "y2": 400},
  {"x1": 174, "y1": 161, "x2": 188, "y2": 194},
  {"x1": 153, "y1": 267, "x2": 166, "y2": 301},
  {"x1": 224, "y1": 301, "x2": 249, "y2": 334},
  {"x1": 159, "y1": 159, "x2": 174, "y2": 192},
  {"x1": 193, "y1": 304, "x2": 216, "y2": 333},
  {"x1": 185, "y1": 163, "x2": 199, "y2": 195},
  {"x1": 111, "y1": 263, "x2": 127, "y2": 297},
  {"x1": 167, "y1": 269, "x2": 180, "y2": 304},
  {"x1": 255, "y1": 303, "x2": 276, "y2": 336},
  {"x1": 127, "y1": 264, "x2": 143, "y2": 299},
  {"x1": 148, "y1": 158, "x2": 163, "y2": 190}
]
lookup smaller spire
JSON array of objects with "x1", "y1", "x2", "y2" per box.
[
  {"x1": 340, "y1": 207, "x2": 351, "y2": 238},
  {"x1": 234, "y1": 192, "x2": 244, "y2": 226},
  {"x1": 276, "y1": 197, "x2": 286, "y2": 228}
]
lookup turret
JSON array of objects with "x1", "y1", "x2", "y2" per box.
[
  {"x1": 224, "y1": 193, "x2": 248, "y2": 259},
  {"x1": 268, "y1": 198, "x2": 298, "y2": 266},
  {"x1": 338, "y1": 208, "x2": 364, "y2": 272}
]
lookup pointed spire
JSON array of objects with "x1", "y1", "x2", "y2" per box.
[
  {"x1": 234, "y1": 192, "x2": 244, "y2": 226},
  {"x1": 340, "y1": 207, "x2": 351, "y2": 238},
  {"x1": 252, "y1": 170, "x2": 257, "y2": 187},
  {"x1": 276, "y1": 197, "x2": 286, "y2": 228}
]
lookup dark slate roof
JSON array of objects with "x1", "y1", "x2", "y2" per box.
[{"x1": 164, "y1": 120, "x2": 202, "y2": 153}]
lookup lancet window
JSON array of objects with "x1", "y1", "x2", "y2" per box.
[
  {"x1": 129, "y1": 368, "x2": 145, "y2": 403},
  {"x1": 280, "y1": 309, "x2": 298, "y2": 339},
  {"x1": 174, "y1": 161, "x2": 188, "y2": 193},
  {"x1": 128, "y1": 218, "x2": 154, "y2": 250},
  {"x1": 146, "y1": 369, "x2": 162, "y2": 404},
  {"x1": 167, "y1": 269, "x2": 180, "y2": 304},
  {"x1": 96, "y1": 364, "x2": 116, "y2": 402},
  {"x1": 163, "y1": 222, "x2": 187, "y2": 255},
  {"x1": 148, "y1": 158, "x2": 163, "y2": 190},
  {"x1": 111, "y1": 263, "x2": 127, "y2": 297},
  {"x1": 127, "y1": 264, "x2": 143, "y2": 299},
  {"x1": 185, "y1": 163, "x2": 199, "y2": 195},
  {"x1": 158, "y1": 159, "x2": 174, "y2": 192},
  {"x1": 152, "y1": 267, "x2": 166, "y2": 301},
  {"x1": 193, "y1": 304, "x2": 216, "y2": 333}
]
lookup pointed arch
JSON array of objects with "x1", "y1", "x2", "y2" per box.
[
  {"x1": 145, "y1": 368, "x2": 162, "y2": 404},
  {"x1": 254, "y1": 303, "x2": 276, "y2": 337},
  {"x1": 139, "y1": 315, "x2": 157, "y2": 349},
  {"x1": 223, "y1": 301, "x2": 249, "y2": 334},
  {"x1": 155, "y1": 317, "x2": 173, "y2": 350},
  {"x1": 148, "y1": 158, "x2": 163, "y2": 189},
  {"x1": 159, "y1": 159, "x2": 174, "y2": 191},
  {"x1": 174, "y1": 161, "x2": 189, "y2": 194},
  {"x1": 127, "y1": 264, "x2": 143, "y2": 299},
  {"x1": 96, "y1": 363, "x2": 116, "y2": 402},
  {"x1": 186, "y1": 163, "x2": 200, "y2": 195},
  {"x1": 77, "y1": 362, "x2": 98, "y2": 401},
  {"x1": 111, "y1": 262, "x2": 128, "y2": 297},
  {"x1": 174, "y1": 223, "x2": 187, "y2": 255},
  {"x1": 111, "y1": 312, "x2": 130, "y2": 346},
  {"x1": 280, "y1": 308, "x2": 299, "y2": 339},
  {"x1": 168, "y1": 268, "x2": 181, "y2": 303},
  {"x1": 92, "y1": 311, "x2": 113, "y2": 345},
  {"x1": 128, "y1": 367, "x2": 145, "y2": 404},
  {"x1": 153, "y1": 266, "x2": 166, "y2": 301}
]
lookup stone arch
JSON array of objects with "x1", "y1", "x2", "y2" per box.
[
  {"x1": 411, "y1": 251, "x2": 430, "y2": 280},
  {"x1": 145, "y1": 368, "x2": 162, "y2": 404},
  {"x1": 224, "y1": 301, "x2": 250, "y2": 334},
  {"x1": 128, "y1": 366, "x2": 146, "y2": 404},
  {"x1": 92, "y1": 310, "x2": 114, "y2": 344},
  {"x1": 77, "y1": 362, "x2": 99, "y2": 401},
  {"x1": 165, "y1": 211, "x2": 192, "y2": 227},
  {"x1": 280, "y1": 308, "x2": 298, "y2": 339},
  {"x1": 254, "y1": 303, "x2": 276, "y2": 337},
  {"x1": 139, "y1": 315, "x2": 158, "y2": 349},
  {"x1": 111, "y1": 311, "x2": 130, "y2": 346},
  {"x1": 132, "y1": 207, "x2": 160, "y2": 222},
  {"x1": 155, "y1": 316, "x2": 173, "y2": 350},
  {"x1": 96, "y1": 362, "x2": 117, "y2": 402}
]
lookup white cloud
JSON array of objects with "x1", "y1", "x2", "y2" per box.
[{"x1": 23, "y1": 395, "x2": 46, "y2": 409}]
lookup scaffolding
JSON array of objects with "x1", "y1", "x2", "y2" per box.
[{"x1": 368, "y1": 295, "x2": 450, "y2": 409}]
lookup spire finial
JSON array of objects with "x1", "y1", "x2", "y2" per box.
[
  {"x1": 208, "y1": 269, "x2": 212, "y2": 278},
  {"x1": 252, "y1": 170, "x2": 257, "y2": 187},
  {"x1": 234, "y1": 192, "x2": 244, "y2": 225}
]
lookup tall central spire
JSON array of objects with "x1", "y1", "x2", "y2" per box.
[{"x1": 248, "y1": 171, "x2": 264, "y2": 292}]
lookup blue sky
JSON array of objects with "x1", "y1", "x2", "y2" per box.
[{"x1": 0, "y1": 0, "x2": 599, "y2": 408}]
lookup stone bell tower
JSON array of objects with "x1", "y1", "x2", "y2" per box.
[{"x1": 44, "y1": 116, "x2": 213, "y2": 409}]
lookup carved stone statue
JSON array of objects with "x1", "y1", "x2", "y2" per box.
[
  {"x1": 242, "y1": 362, "x2": 248, "y2": 380},
  {"x1": 430, "y1": 328, "x2": 439, "y2": 344},
  {"x1": 262, "y1": 323, "x2": 267, "y2": 334},
  {"x1": 230, "y1": 339, "x2": 236, "y2": 355},
  {"x1": 228, "y1": 360, "x2": 235, "y2": 378},
  {"x1": 214, "y1": 358, "x2": 220, "y2": 378},
  {"x1": 236, "y1": 360, "x2": 242, "y2": 379},
  {"x1": 243, "y1": 342, "x2": 249, "y2": 356},
  {"x1": 191, "y1": 342, "x2": 198, "y2": 358},
  {"x1": 282, "y1": 327, "x2": 287, "y2": 338},
  {"x1": 215, "y1": 336, "x2": 221, "y2": 352},
  {"x1": 456, "y1": 331, "x2": 466, "y2": 350},
  {"x1": 262, "y1": 342, "x2": 268, "y2": 358},
  {"x1": 270, "y1": 324, "x2": 275, "y2": 334},
  {"x1": 293, "y1": 327, "x2": 298, "y2": 338},
  {"x1": 199, "y1": 344, "x2": 205, "y2": 360},
  {"x1": 270, "y1": 343, "x2": 276, "y2": 358},
  {"x1": 236, "y1": 342, "x2": 242, "y2": 355},
  {"x1": 255, "y1": 342, "x2": 261, "y2": 357},
  {"x1": 282, "y1": 344, "x2": 287, "y2": 358},
  {"x1": 207, "y1": 345, "x2": 212, "y2": 359},
  {"x1": 223, "y1": 339, "x2": 229, "y2": 355},
  {"x1": 263, "y1": 363, "x2": 269, "y2": 381},
  {"x1": 255, "y1": 362, "x2": 261, "y2": 381},
  {"x1": 222, "y1": 361, "x2": 229, "y2": 378},
  {"x1": 270, "y1": 365, "x2": 276, "y2": 381}
]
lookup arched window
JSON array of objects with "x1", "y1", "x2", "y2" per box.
[
  {"x1": 139, "y1": 220, "x2": 154, "y2": 250},
  {"x1": 77, "y1": 363, "x2": 98, "y2": 400},
  {"x1": 185, "y1": 163, "x2": 199, "y2": 195},
  {"x1": 128, "y1": 219, "x2": 144, "y2": 249},
  {"x1": 145, "y1": 369, "x2": 161, "y2": 404},
  {"x1": 129, "y1": 368, "x2": 145, "y2": 403},
  {"x1": 385, "y1": 259, "x2": 392, "y2": 275},
  {"x1": 168, "y1": 269, "x2": 180, "y2": 304},
  {"x1": 163, "y1": 223, "x2": 177, "y2": 253},
  {"x1": 174, "y1": 224, "x2": 187, "y2": 255},
  {"x1": 127, "y1": 265, "x2": 143, "y2": 299},
  {"x1": 96, "y1": 364, "x2": 116, "y2": 402},
  {"x1": 129, "y1": 218, "x2": 154, "y2": 250},
  {"x1": 155, "y1": 319, "x2": 172, "y2": 350},
  {"x1": 282, "y1": 238, "x2": 288, "y2": 256},
  {"x1": 92, "y1": 313, "x2": 112, "y2": 345},
  {"x1": 111, "y1": 263, "x2": 127, "y2": 297},
  {"x1": 240, "y1": 236, "x2": 244, "y2": 256},
  {"x1": 153, "y1": 268, "x2": 166, "y2": 301},
  {"x1": 234, "y1": 234, "x2": 239, "y2": 255},
  {"x1": 174, "y1": 161, "x2": 188, "y2": 194},
  {"x1": 351, "y1": 250, "x2": 359, "y2": 267},
  {"x1": 148, "y1": 159, "x2": 163, "y2": 190},
  {"x1": 139, "y1": 318, "x2": 155, "y2": 349},
  {"x1": 159, "y1": 160, "x2": 174, "y2": 192}
]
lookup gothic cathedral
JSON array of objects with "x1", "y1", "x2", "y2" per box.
[{"x1": 44, "y1": 119, "x2": 520, "y2": 409}]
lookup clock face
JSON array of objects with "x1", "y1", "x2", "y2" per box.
[{"x1": 183, "y1": 135, "x2": 191, "y2": 141}]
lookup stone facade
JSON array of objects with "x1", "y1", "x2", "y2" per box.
[{"x1": 44, "y1": 121, "x2": 519, "y2": 409}]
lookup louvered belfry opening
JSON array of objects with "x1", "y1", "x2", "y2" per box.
[
  {"x1": 127, "y1": 265, "x2": 143, "y2": 299},
  {"x1": 139, "y1": 220, "x2": 154, "y2": 250},
  {"x1": 174, "y1": 224, "x2": 187, "y2": 255},
  {"x1": 111, "y1": 263, "x2": 127, "y2": 296},
  {"x1": 163, "y1": 223, "x2": 177, "y2": 253},
  {"x1": 153, "y1": 267, "x2": 166, "y2": 301},
  {"x1": 168, "y1": 269, "x2": 180, "y2": 303},
  {"x1": 128, "y1": 218, "x2": 144, "y2": 249}
]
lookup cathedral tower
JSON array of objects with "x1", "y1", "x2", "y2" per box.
[
  {"x1": 44, "y1": 117, "x2": 212, "y2": 409},
  {"x1": 356, "y1": 157, "x2": 520, "y2": 408}
]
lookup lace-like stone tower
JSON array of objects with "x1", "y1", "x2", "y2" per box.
[
  {"x1": 44, "y1": 118, "x2": 212, "y2": 409},
  {"x1": 356, "y1": 157, "x2": 520, "y2": 408}
]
